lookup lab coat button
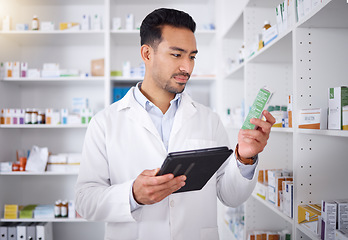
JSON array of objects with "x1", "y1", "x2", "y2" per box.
[{"x1": 170, "y1": 200, "x2": 175, "y2": 208}]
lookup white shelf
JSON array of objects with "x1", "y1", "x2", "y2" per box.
[
  {"x1": 296, "y1": 0, "x2": 348, "y2": 29},
  {"x1": 0, "y1": 30, "x2": 104, "y2": 34},
  {"x1": 0, "y1": 172, "x2": 78, "y2": 176},
  {"x1": 0, "y1": 124, "x2": 88, "y2": 129},
  {"x1": 225, "y1": 64, "x2": 244, "y2": 79},
  {"x1": 112, "y1": 0, "x2": 211, "y2": 3},
  {"x1": 220, "y1": 0, "x2": 348, "y2": 238},
  {"x1": 271, "y1": 128, "x2": 294, "y2": 133},
  {"x1": 296, "y1": 223, "x2": 320, "y2": 240},
  {"x1": 2, "y1": 77, "x2": 104, "y2": 84},
  {"x1": 111, "y1": 76, "x2": 215, "y2": 83},
  {"x1": 251, "y1": 192, "x2": 293, "y2": 225},
  {"x1": 1, "y1": 218, "x2": 86, "y2": 223},
  {"x1": 15, "y1": 0, "x2": 103, "y2": 5},
  {"x1": 246, "y1": 28, "x2": 293, "y2": 64},
  {"x1": 0, "y1": 30, "x2": 104, "y2": 46},
  {"x1": 223, "y1": 12, "x2": 243, "y2": 39},
  {"x1": 297, "y1": 129, "x2": 348, "y2": 138},
  {"x1": 110, "y1": 29, "x2": 215, "y2": 45}
]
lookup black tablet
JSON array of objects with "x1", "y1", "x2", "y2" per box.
[{"x1": 156, "y1": 146, "x2": 233, "y2": 193}]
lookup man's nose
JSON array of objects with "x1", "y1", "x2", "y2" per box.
[{"x1": 179, "y1": 58, "x2": 194, "y2": 73}]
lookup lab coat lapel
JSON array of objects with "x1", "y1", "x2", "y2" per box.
[
  {"x1": 170, "y1": 92, "x2": 197, "y2": 141},
  {"x1": 117, "y1": 88, "x2": 162, "y2": 141}
]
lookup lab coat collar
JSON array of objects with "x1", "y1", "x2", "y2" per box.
[
  {"x1": 116, "y1": 87, "x2": 162, "y2": 142},
  {"x1": 116, "y1": 86, "x2": 198, "y2": 151},
  {"x1": 170, "y1": 91, "x2": 197, "y2": 142}
]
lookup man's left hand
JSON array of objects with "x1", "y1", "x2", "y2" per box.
[{"x1": 237, "y1": 110, "x2": 275, "y2": 159}]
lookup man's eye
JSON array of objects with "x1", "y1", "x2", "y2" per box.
[
  {"x1": 171, "y1": 54, "x2": 181, "y2": 57},
  {"x1": 191, "y1": 56, "x2": 196, "y2": 60}
]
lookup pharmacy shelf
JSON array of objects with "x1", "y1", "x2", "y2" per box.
[
  {"x1": 246, "y1": 28, "x2": 293, "y2": 64},
  {"x1": 2, "y1": 77, "x2": 104, "y2": 83},
  {"x1": 221, "y1": 220, "x2": 238, "y2": 240},
  {"x1": 0, "y1": 124, "x2": 88, "y2": 129},
  {"x1": 296, "y1": 223, "x2": 320, "y2": 240},
  {"x1": 297, "y1": 129, "x2": 348, "y2": 138},
  {"x1": 225, "y1": 64, "x2": 244, "y2": 80},
  {"x1": 271, "y1": 128, "x2": 294, "y2": 133},
  {"x1": 1, "y1": 218, "x2": 86, "y2": 223},
  {"x1": 111, "y1": 76, "x2": 216, "y2": 84},
  {"x1": 0, "y1": 172, "x2": 78, "y2": 176},
  {"x1": 15, "y1": 0, "x2": 103, "y2": 5},
  {"x1": 0, "y1": 30, "x2": 105, "y2": 46},
  {"x1": 110, "y1": 77, "x2": 142, "y2": 82},
  {"x1": 0, "y1": 30, "x2": 104, "y2": 34},
  {"x1": 251, "y1": 191, "x2": 293, "y2": 225},
  {"x1": 110, "y1": 29, "x2": 216, "y2": 45},
  {"x1": 296, "y1": 0, "x2": 348, "y2": 29},
  {"x1": 246, "y1": 0, "x2": 283, "y2": 8},
  {"x1": 220, "y1": 0, "x2": 348, "y2": 238},
  {"x1": 222, "y1": 11, "x2": 243, "y2": 40},
  {"x1": 112, "y1": 0, "x2": 211, "y2": 4}
]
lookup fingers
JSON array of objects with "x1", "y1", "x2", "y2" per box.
[
  {"x1": 247, "y1": 110, "x2": 275, "y2": 134},
  {"x1": 262, "y1": 110, "x2": 276, "y2": 125},
  {"x1": 133, "y1": 169, "x2": 186, "y2": 205}
]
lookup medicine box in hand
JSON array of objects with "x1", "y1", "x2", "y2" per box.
[{"x1": 242, "y1": 87, "x2": 273, "y2": 130}]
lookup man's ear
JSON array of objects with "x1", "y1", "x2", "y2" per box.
[{"x1": 140, "y1": 44, "x2": 152, "y2": 62}]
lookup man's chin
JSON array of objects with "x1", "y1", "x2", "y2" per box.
[{"x1": 166, "y1": 84, "x2": 186, "y2": 94}]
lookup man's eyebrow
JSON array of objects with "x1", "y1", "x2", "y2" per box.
[{"x1": 170, "y1": 46, "x2": 198, "y2": 54}]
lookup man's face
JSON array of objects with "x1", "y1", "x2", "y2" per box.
[{"x1": 150, "y1": 25, "x2": 198, "y2": 94}]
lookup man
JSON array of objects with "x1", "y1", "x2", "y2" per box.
[{"x1": 75, "y1": 8, "x2": 275, "y2": 240}]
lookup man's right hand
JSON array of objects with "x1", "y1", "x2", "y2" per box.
[{"x1": 132, "y1": 168, "x2": 186, "y2": 205}]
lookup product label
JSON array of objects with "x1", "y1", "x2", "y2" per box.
[{"x1": 242, "y1": 88, "x2": 272, "y2": 129}]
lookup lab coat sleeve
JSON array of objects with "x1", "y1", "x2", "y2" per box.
[
  {"x1": 75, "y1": 115, "x2": 137, "y2": 223},
  {"x1": 214, "y1": 116, "x2": 259, "y2": 207}
]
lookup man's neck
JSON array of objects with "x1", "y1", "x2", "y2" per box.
[{"x1": 140, "y1": 81, "x2": 175, "y2": 114}]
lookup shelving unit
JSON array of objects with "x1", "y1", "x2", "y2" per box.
[
  {"x1": 0, "y1": 124, "x2": 88, "y2": 128},
  {"x1": 0, "y1": 0, "x2": 217, "y2": 239},
  {"x1": 217, "y1": 0, "x2": 348, "y2": 239},
  {"x1": 1, "y1": 218, "x2": 86, "y2": 223}
]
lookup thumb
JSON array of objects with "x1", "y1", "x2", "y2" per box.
[
  {"x1": 142, "y1": 168, "x2": 160, "y2": 176},
  {"x1": 153, "y1": 168, "x2": 160, "y2": 176}
]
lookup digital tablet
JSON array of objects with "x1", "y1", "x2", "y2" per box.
[{"x1": 156, "y1": 146, "x2": 233, "y2": 193}]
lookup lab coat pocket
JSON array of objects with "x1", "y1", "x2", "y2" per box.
[
  {"x1": 200, "y1": 227, "x2": 219, "y2": 240},
  {"x1": 184, "y1": 139, "x2": 217, "y2": 150}
]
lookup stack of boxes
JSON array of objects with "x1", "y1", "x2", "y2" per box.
[
  {"x1": 298, "y1": 86, "x2": 348, "y2": 130},
  {"x1": 297, "y1": 199, "x2": 348, "y2": 239},
  {"x1": 255, "y1": 169, "x2": 294, "y2": 218}
]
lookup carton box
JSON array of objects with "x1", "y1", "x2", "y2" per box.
[
  {"x1": 343, "y1": 105, "x2": 348, "y2": 130},
  {"x1": 288, "y1": 95, "x2": 293, "y2": 128},
  {"x1": 263, "y1": 25, "x2": 278, "y2": 46},
  {"x1": 59, "y1": 22, "x2": 80, "y2": 30},
  {"x1": 91, "y1": 58, "x2": 104, "y2": 76},
  {"x1": 255, "y1": 182, "x2": 267, "y2": 200},
  {"x1": 12, "y1": 61, "x2": 20, "y2": 78},
  {"x1": 283, "y1": 182, "x2": 293, "y2": 218},
  {"x1": 335, "y1": 200, "x2": 348, "y2": 230},
  {"x1": 321, "y1": 200, "x2": 337, "y2": 240},
  {"x1": 328, "y1": 87, "x2": 348, "y2": 130},
  {"x1": 298, "y1": 204, "x2": 321, "y2": 234},
  {"x1": 276, "y1": 177, "x2": 293, "y2": 209},
  {"x1": 299, "y1": 108, "x2": 327, "y2": 129},
  {"x1": 5, "y1": 62, "x2": 13, "y2": 78}
]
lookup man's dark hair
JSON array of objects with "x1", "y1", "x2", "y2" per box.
[{"x1": 140, "y1": 8, "x2": 196, "y2": 49}]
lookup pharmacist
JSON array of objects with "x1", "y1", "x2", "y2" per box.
[{"x1": 75, "y1": 8, "x2": 275, "y2": 240}]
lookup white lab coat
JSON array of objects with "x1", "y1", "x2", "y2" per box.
[{"x1": 75, "y1": 87, "x2": 258, "y2": 240}]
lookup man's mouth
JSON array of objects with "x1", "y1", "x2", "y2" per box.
[{"x1": 172, "y1": 73, "x2": 190, "y2": 83}]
